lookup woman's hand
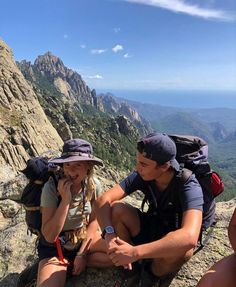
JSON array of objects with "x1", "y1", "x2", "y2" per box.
[
  {"x1": 57, "y1": 178, "x2": 72, "y2": 204},
  {"x1": 73, "y1": 254, "x2": 87, "y2": 275}
]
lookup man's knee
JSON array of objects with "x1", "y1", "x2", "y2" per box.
[
  {"x1": 111, "y1": 202, "x2": 140, "y2": 237},
  {"x1": 151, "y1": 249, "x2": 194, "y2": 276},
  {"x1": 111, "y1": 201, "x2": 127, "y2": 223}
]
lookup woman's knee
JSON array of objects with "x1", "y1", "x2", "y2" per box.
[{"x1": 37, "y1": 258, "x2": 67, "y2": 287}]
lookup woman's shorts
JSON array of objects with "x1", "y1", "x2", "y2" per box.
[{"x1": 37, "y1": 235, "x2": 82, "y2": 263}]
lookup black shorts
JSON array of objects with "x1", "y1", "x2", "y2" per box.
[
  {"x1": 131, "y1": 209, "x2": 163, "y2": 246},
  {"x1": 37, "y1": 235, "x2": 81, "y2": 263}
]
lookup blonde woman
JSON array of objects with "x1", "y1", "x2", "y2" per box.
[{"x1": 37, "y1": 139, "x2": 111, "y2": 287}]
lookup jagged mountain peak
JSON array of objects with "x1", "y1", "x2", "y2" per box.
[{"x1": 34, "y1": 51, "x2": 69, "y2": 78}]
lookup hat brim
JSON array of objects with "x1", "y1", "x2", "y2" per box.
[
  {"x1": 49, "y1": 155, "x2": 103, "y2": 166},
  {"x1": 170, "y1": 158, "x2": 180, "y2": 171}
]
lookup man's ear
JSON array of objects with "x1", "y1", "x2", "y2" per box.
[{"x1": 160, "y1": 162, "x2": 171, "y2": 171}]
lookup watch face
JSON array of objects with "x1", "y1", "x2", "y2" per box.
[{"x1": 105, "y1": 226, "x2": 114, "y2": 234}]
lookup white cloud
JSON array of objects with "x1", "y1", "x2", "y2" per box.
[
  {"x1": 124, "y1": 0, "x2": 235, "y2": 21},
  {"x1": 91, "y1": 49, "x2": 107, "y2": 54},
  {"x1": 80, "y1": 44, "x2": 86, "y2": 49},
  {"x1": 113, "y1": 27, "x2": 121, "y2": 33},
  {"x1": 88, "y1": 74, "x2": 103, "y2": 79},
  {"x1": 112, "y1": 44, "x2": 124, "y2": 53},
  {"x1": 63, "y1": 34, "x2": 68, "y2": 39},
  {"x1": 124, "y1": 53, "x2": 132, "y2": 58}
]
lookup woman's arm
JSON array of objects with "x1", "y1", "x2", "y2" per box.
[
  {"x1": 41, "y1": 178, "x2": 72, "y2": 243},
  {"x1": 78, "y1": 204, "x2": 99, "y2": 254},
  {"x1": 41, "y1": 202, "x2": 70, "y2": 243}
]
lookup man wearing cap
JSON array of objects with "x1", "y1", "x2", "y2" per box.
[{"x1": 95, "y1": 132, "x2": 207, "y2": 286}]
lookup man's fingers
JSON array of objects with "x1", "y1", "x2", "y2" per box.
[
  {"x1": 115, "y1": 237, "x2": 125, "y2": 245},
  {"x1": 107, "y1": 246, "x2": 119, "y2": 255}
]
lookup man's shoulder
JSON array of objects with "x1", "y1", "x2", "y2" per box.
[
  {"x1": 120, "y1": 171, "x2": 148, "y2": 194},
  {"x1": 174, "y1": 170, "x2": 201, "y2": 189}
]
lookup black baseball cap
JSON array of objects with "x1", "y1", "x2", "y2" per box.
[{"x1": 137, "y1": 132, "x2": 179, "y2": 171}]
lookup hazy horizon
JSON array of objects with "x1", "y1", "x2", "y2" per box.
[{"x1": 97, "y1": 89, "x2": 236, "y2": 109}]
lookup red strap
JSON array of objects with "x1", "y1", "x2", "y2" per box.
[{"x1": 55, "y1": 236, "x2": 66, "y2": 263}]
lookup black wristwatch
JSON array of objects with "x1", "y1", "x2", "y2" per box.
[{"x1": 101, "y1": 226, "x2": 115, "y2": 239}]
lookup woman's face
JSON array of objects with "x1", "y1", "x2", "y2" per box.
[{"x1": 63, "y1": 161, "x2": 90, "y2": 183}]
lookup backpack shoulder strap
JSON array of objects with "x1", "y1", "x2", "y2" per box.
[
  {"x1": 176, "y1": 168, "x2": 193, "y2": 183},
  {"x1": 170, "y1": 168, "x2": 193, "y2": 217},
  {"x1": 141, "y1": 183, "x2": 158, "y2": 212}
]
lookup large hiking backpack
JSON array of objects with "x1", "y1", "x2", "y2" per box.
[
  {"x1": 20, "y1": 156, "x2": 61, "y2": 235},
  {"x1": 169, "y1": 134, "x2": 224, "y2": 199}
]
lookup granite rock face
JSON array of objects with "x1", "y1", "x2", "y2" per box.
[{"x1": 0, "y1": 39, "x2": 63, "y2": 182}]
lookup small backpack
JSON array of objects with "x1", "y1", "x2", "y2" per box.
[{"x1": 20, "y1": 156, "x2": 61, "y2": 235}]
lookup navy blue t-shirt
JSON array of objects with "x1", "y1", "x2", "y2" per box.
[{"x1": 120, "y1": 171, "x2": 215, "y2": 230}]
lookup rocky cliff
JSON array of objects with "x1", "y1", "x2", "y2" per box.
[
  {"x1": 0, "y1": 39, "x2": 63, "y2": 182},
  {"x1": 18, "y1": 54, "x2": 151, "y2": 136}
]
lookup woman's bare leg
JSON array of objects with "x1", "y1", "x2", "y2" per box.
[{"x1": 37, "y1": 257, "x2": 67, "y2": 287}]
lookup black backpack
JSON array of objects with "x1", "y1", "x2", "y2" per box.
[{"x1": 20, "y1": 156, "x2": 61, "y2": 235}]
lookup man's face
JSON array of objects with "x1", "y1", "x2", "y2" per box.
[{"x1": 135, "y1": 151, "x2": 165, "y2": 181}]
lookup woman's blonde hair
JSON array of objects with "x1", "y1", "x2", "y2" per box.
[{"x1": 86, "y1": 165, "x2": 96, "y2": 201}]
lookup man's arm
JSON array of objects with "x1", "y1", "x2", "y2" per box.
[
  {"x1": 136, "y1": 208, "x2": 202, "y2": 259},
  {"x1": 108, "y1": 209, "x2": 202, "y2": 266},
  {"x1": 228, "y1": 208, "x2": 236, "y2": 252},
  {"x1": 95, "y1": 184, "x2": 127, "y2": 235}
]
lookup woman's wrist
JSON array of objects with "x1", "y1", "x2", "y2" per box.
[{"x1": 60, "y1": 196, "x2": 71, "y2": 206}]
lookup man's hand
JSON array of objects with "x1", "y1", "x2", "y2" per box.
[
  {"x1": 105, "y1": 233, "x2": 118, "y2": 250},
  {"x1": 108, "y1": 237, "x2": 138, "y2": 268}
]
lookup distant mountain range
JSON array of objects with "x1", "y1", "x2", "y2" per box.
[{"x1": 0, "y1": 38, "x2": 234, "y2": 200}]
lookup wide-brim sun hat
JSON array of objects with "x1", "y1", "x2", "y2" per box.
[{"x1": 49, "y1": 139, "x2": 103, "y2": 166}]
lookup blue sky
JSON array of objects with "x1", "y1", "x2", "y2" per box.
[{"x1": 1, "y1": 0, "x2": 236, "y2": 92}]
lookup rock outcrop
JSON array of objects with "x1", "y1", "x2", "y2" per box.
[
  {"x1": 0, "y1": 39, "x2": 63, "y2": 182},
  {"x1": 98, "y1": 93, "x2": 152, "y2": 135}
]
